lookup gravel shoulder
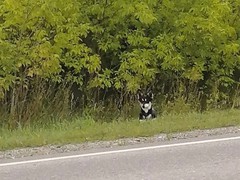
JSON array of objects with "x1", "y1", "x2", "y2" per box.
[{"x1": 1, "y1": 126, "x2": 240, "y2": 160}]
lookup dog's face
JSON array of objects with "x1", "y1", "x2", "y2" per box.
[{"x1": 137, "y1": 91, "x2": 153, "y2": 111}]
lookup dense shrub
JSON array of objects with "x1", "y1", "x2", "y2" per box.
[{"x1": 1, "y1": 0, "x2": 240, "y2": 127}]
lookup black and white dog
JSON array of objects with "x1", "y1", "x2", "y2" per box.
[{"x1": 137, "y1": 91, "x2": 156, "y2": 120}]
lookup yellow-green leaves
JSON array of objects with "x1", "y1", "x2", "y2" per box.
[
  {"x1": 1, "y1": 0, "x2": 240, "y2": 96},
  {"x1": 0, "y1": 0, "x2": 101, "y2": 91}
]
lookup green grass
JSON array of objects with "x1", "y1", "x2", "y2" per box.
[{"x1": 1, "y1": 109, "x2": 240, "y2": 151}]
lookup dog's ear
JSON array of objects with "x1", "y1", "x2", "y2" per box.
[{"x1": 147, "y1": 91, "x2": 153, "y2": 99}]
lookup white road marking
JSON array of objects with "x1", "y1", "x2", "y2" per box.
[{"x1": 1, "y1": 136, "x2": 240, "y2": 167}]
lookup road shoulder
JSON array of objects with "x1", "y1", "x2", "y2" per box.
[{"x1": 1, "y1": 126, "x2": 240, "y2": 160}]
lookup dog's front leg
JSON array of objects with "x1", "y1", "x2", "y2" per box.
[{"x1": 139, "y1": 113, "x2": 145, "y2": 120}]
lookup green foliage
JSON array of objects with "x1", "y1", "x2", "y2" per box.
[
  {"x1": 1, "y1": 0, "x2": 240, "y2": 126},
  {"x1": 0, "y1": 0, "x2": 100, "y2": 88}
]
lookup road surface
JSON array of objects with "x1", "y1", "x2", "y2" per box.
[{"x1": 1, "y1": 134, "x2": 240, "y2": 180}]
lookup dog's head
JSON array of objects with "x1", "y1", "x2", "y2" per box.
[{"x1": 137, "y1": 91, "x2": 153, "y2": 111}]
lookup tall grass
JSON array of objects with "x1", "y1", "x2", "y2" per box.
[{"x1": 1, "y1": 109, "x2": 240, "y2": 151}]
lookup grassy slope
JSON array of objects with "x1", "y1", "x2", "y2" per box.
[{"x1": 1, "y1": 109, "x2": 240, "y2": 151}]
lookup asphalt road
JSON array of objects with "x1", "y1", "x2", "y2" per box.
[{"x1": 1, "y1": 134, "x2": 240, "y2": 180}]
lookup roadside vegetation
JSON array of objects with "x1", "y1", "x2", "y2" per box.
[
  {"x1": 1, "y1": 0, "x2": 240, "y2": 150},
  {"x1": 1, "y1": 109, "x2": 240, "y2": 151}
]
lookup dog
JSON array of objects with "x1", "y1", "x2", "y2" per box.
[{"x1": 137, "y1": 91, "x2": 156, "y2": 120}]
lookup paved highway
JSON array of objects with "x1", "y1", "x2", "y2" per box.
[{"x1": 1, "y1": 134, "x2": 240, "y2": 180}]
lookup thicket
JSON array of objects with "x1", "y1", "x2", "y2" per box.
[{"x1": 1, "y1": 0, "x2": 240, "y2": 128}]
